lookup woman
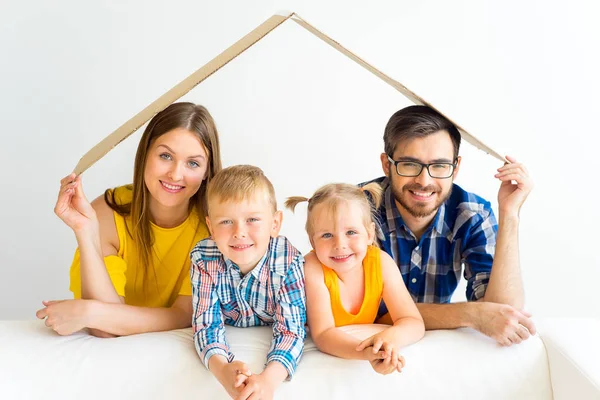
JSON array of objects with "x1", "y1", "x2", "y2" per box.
[{"x1": 36, "y1": 102, "x2": 222, "y2": 337}]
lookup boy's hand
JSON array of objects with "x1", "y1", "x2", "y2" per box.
[
  {"x1": 234, "y1": 373, "x2": 276, "y2": 400},
  {"x1": 235, "y1": 361, "x2": 287, "y2": 400},
  {"x1": 211, "y1": 358, "x2": 252, "y2": 398}
]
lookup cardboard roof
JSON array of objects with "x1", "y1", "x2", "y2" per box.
[{"x1": 74, "y1": 11, "x2": 505, "y2": 175}]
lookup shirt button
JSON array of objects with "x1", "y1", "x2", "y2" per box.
[{"x1": 411, "y1": 278, "x2": 417, "y2": 283}]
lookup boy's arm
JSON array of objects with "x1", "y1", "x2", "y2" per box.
[
  {"x1": 304, "y1": 253, "x2": 376, "y2": 360},
  {"x1": 267, "y1": 253, "x2": 307, "y2": 381},
  {"x1": 190, "y1": 258, "x2": 233, "y2": 367}
]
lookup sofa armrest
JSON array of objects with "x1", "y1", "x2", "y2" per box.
[{"x1": 539, "y1": 318, "x2": 600, "y2": 400}]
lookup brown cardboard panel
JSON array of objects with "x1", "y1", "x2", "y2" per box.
[
  {"x1": 291, "y1": 14, "x2": 506, "y2": 162},
  {"x1": 74, "y1": 11, "x2": 504, "y2": 175},
  {"x1": 73, "y1": 12, "x2": 294, "y2": 175}
]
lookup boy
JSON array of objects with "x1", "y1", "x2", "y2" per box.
[{"x1": 190, "y1": 165, "x2": 306, "y2": 399}]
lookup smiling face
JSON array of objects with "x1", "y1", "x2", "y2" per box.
[
  {"x1": 310, "y1": 200, "x2": 375, "y2": 276},
  {"x1": 143, "y1": 128, "x2": 208, "y2": 217},
  {"x1": 206, "y1": 190, "x2": 282, "y2": 275},
  {"x1": 381, "y1": 130, "x2": 461, "y2": 219}
]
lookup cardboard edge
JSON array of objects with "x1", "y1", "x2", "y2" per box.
[
  {"x1": 73, "y1": 12, "x2": 294, "y2": 175},
  {"x1": 74, "y1": 10, "x2": 507, "y2": 176},
  {"x1": 291, "y1": 13, "x2": 507, "y2": 163}
]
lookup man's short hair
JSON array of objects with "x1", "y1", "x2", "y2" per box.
[
  {"x1": 206, "y1": 165, "x2": 277, "y2": 214},
  {"x1": 384, "y1": 105, "x2": 462, "y2": 159}
]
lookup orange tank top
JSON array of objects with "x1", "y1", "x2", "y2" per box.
[{"x1": 322, "y1": 245, "x2": 383, "y2": 327}]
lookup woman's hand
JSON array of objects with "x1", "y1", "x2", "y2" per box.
[
  {"x1": 36, "y1": 299, "x2": 92, "y2": 336},
  {"x1": 54, "y1": 173, "x2": 98, "y2": 233}
]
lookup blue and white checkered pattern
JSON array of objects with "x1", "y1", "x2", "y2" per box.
[{"x1": 363, "y1": 177, "x2": 497, "y2": 306}]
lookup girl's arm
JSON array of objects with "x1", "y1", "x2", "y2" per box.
[
  {"x1": 304, "y1": 253, "x2": 380, "y2": 360},
  {"x1": 375, "y1": 250, "x2": 425, "y2": 346},
  {"x1": 355, "y1": 250, "x2": 424, "y2": 359}
]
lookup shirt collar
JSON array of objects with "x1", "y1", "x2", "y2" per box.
[{"x1": 224, "y1": 237, "x2": 287, "y2": 281}]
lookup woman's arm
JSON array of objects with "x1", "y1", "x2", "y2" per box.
[
  {"x1": 87, "y1": 295, "x2": 192, "y2": 335},
  {"x1": 37, "y1": 295, "x2": 192, "y2": 337},
  {"x1": 55, "y1": 174, "x2": 122, "y2": 304},
  {"x1": 304, "y1": 253, "x2": 374, "y2": 360}
]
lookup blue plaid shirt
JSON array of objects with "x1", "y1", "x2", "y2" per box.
[
  {"x1": 190, "y1": 235, "x2": 306, "y2": 379},
  {"x1": 363, "y1": 177, "x2": 497, "y2": 305}
]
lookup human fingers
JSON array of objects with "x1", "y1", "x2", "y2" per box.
[
  {"x1": 390, "y1": 346, "x2": 399, "y2": 368},
  {"x1": 396, "y1": 355, "x2": 405, "y2": 372},
  {"x1": 233, "y1": 361, "x2": 252, "y2": 377},
  {"x1": 508, "y1": 331, "x2": 522, "y2": 345},
  {"x1": 234, "y1": 373, "x2": 248, "y2": 388},
  {"x1": 515, "y1": 324, "x2": 531, "y2": 341},
  {"x1": 356, "y1": 337, "x2": 373, "y2": 352},
  {"x1": 372, "y1": 338, "x2": 384, "y2": 353},
  {"x1": 42, "y1": 300, "x2": 64, "y2": 306},
  {"x1": 234, "y1": 381, "x2": 256, "y2": 400},
  {"x1": 60, "y1": 173, "x2": 77, "y2": 187},
  {"x1": 517, "y1": 312, "x2": 537, "y2": 335},
  {"x1": 35, "y1": 307, "x2": 48, "y2": 319}
]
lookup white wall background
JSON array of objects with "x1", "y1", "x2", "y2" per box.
[{"x1": 1, "y1": 0, "x2": 598, "y2": 320}]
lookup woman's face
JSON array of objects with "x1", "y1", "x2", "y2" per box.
[{"x1": 144, "y1": 128, "x2": 208, "y2": 213}]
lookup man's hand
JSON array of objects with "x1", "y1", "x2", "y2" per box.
[
  {"x1": 213, "y1": 359, "x2": 252, "y2": 399},
  {"x1": 35, "y1": 299, "x2": 91, "y2": 336},
  {"x1": 471, "y1": 302, "x2": 536, "y2": 346},
  {"x1": 495, "y1": 156, "x2": 534, "y2": 217}
]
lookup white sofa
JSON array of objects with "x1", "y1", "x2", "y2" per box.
[{"x1": 1, "y1": 318, "x2": 598, "y2": 399}]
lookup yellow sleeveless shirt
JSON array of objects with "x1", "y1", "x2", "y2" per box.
[
  {"x1": 69, "y1": 185, "x2": 209, "y2": 307},
  {"x1": 322, "y1": 245, "x2": 383, "y2": 327}
]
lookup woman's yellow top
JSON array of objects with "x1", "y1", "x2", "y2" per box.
[
  {"x1": 322, "y1": 245, "x2": 383, "y2": 327},
  {"x1": 69, "y1": 185, "x2": 209, "y2": 307}
]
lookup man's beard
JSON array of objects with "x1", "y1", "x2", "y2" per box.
[{"x1": 392, "y1": 182, "x2": 452, "y2": 219}]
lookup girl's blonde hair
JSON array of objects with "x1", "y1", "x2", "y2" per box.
[{"x1": 285, "y1": 183, "x2": 383, "y2": 238}]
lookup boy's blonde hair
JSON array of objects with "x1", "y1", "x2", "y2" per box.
[
  {"x1": 206, "y1": 165, "x2": 277, "y2": 214},
  {"x1": 285, "y1": 183, "x2": 383, "y2": 238}
]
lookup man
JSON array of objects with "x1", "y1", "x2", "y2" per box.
[{"x1": 364, "y1": 105, "x2": 534, "y2": 346}]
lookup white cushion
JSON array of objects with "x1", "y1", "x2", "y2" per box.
[
  {"x1": 0, "y1": 321, "x2": 552, "y2": 400},
  {"x1": 538, "y1": 318, "x2": 600, "y2": 400}
]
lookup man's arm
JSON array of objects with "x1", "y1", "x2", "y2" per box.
[{"x1": 482, "y1": 157, "x2": 533, "y2": 308}]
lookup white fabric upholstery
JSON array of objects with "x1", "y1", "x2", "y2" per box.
[
  {"x1": 539, "y1": 318, "x2": 600, "y2": 400},
  {"x1": 0, "y1": 321, "x2": 553, "y2": 400}
]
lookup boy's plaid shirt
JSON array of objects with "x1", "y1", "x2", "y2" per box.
[{"x1": 190, "y1": 235, "x2": 306, "y2": 378}]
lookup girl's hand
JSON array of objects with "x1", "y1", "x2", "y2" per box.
[
  {"x1": 54, "y1": 173, "x2": 98, "y2": 232},
  {"x1": 369, "y1": 352, "x2": 405, "y2": 375}
]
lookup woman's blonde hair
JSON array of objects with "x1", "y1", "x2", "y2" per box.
[
  {"x1": 285, "y1": 182, "x2": 383, "y2": 238},
  {"x1": 104, "y1": 102, "x2": 222, "y2": 292}
]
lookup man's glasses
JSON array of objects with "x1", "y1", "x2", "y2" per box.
[{"x1": 387, "y1": 155, "x2": 457, "y2": 179}]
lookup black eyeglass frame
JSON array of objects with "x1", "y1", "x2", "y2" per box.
[{"x1": 387, "y1": 155, "x2": 458, "y2": 179}]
